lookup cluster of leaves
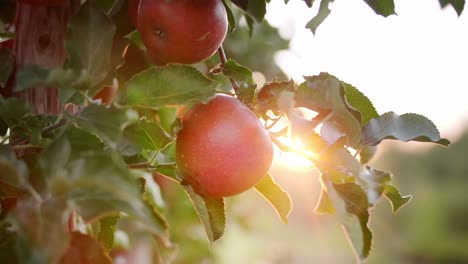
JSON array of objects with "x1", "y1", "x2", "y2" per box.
[
  {"x1": 226, "y1": 0, "x2": 465, "y2": 34},
  {"x1": 0, "y1": 0, "x2": 454, "y2": 263}
]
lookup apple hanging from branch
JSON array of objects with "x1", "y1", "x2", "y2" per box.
[
  {"x1": 176, "y1": 95, "x2": 274, "y2": 197},
  {"x1": 135, "y1": 0, "x2": 228, "y2": 65}
]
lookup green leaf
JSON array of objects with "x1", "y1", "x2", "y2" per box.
[
  {"x1": 0, "y1": 97, "x2": 31, "y2": 128},
  {"x1": 314, "y1": 185, "x2": 336, "y2": 215},
  {"x1": 14, "y1": 65, "x2": 88, "y2": 92},
  {"x1": 296, "y1": 73, "x2": 361, "y2": 146},
  {"x1": 124, "y1": 30, "x2": 146, "y2": 51},
  {"x1": 361, "y1": 112, "x2": 450, "y2": 146},
  {"x1": 0, "y1": 146, "x2": 29, "y2": 198},
  {"x1": 359, "y1": 145, "x2": 377, "y2": 164},
  {"x1": 439, "y1": 0, "x2": 465, "y2": 16},
  {"x1": 363, "y1": 0, "x2": 396, "y2": 17},
  {"x1": 39, "y1": 134, "x2": 71, "y2": 181},
  {"x1": 64, "y1": 153, "x2": 168, "y2": 237},
  {"x1": 333, "y1": 182, "x2": 372, "y2": 260},
  {"x1": 0, "y1": 47, "x2": 14, "y2": 87},
  {"x1": 122, "y1": 65, "x2": 217, "y2": 108},
  {"x1": 256, "y1": 80, "x2": 295, "y2": 115},
  {"x1": 98, "y1": 215, "x2": 120, "y2": 251},
  {"x1": 65, "y1": 2, "x2": 116, "y2": 86},
  {"x1": 222, "y1": 0, "x2": 237, "y2": 32},
  {"x1": 383, "y1": 184, "x2": 412, "y2": 212},
  {"x1": 342, "y1": 81, "x2": 379, "y2": 127},
  {"x1": 231, "y1": 0, "x2": 267, "y2": 22},
  {"x1": 183, "y1": 185, "x2": 225, "y2": 244},
  {"x1": 61, "y1": 232, "x2": 112, "y2": 264},
  {"x1": 254, "y1": 174, "x2": 292, "y2": 223},
  {"x1": 124, "y1": 120, "x2": 172, "y2": 151},
  {"x1": 306, "y1": 0, "x2": 332, "y2": 34},
  {"x1": 222, "y1": 59, "x2": 254, "y2": 84},
  {"x1": 65, "y1": 104, "x2": 139, "y2": 149},
  {"x1": 66, "y1": 125, "x2": 104, "y2": 153},
  {"x1": 358, "y1": 166, "x2": 391, "y2": 206}
]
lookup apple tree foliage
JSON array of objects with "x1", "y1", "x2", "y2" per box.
[{"x1": 0, "y1": 0, "x2": 461, "y2": 263}]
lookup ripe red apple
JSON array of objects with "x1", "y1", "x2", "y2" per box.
[
  {"x1": 18, "y1": 0, "x2": 64, "y2": 5},
  {"x1": 176, "y1": 95, "x2": 273, "y2": 197},
  {"x1": 136, "y1": 0, "x2": 228, "y2": 65},
  {"x1": 93, "y1": 85, "x2": 118, "y2": 105}
]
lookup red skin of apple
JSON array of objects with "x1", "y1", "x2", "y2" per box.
[
  {"x1": 93, "y1": 85, "x2": 118, "y2": 105},
  {"x1": 18, "y1": 0, "x2": 65, "y2": 5},
  {"x1": 176, "y1": 95, "x2": 273, "y2": 197},
  {"x1": 136, "y1": 0, "x2": 228, "y2": 65}
]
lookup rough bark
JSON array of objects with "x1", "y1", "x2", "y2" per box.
[{"x1": 14, "y1": 0, "x2": 80, "y2": 115}]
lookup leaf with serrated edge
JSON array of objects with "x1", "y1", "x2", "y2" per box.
[
  {"x1": 122, "y1": 65, "x2": 217, "y2": 108},
  {"x1": 183, "y1": 185, "x2": 225, "y2": 244},
  {"x1": 439, "y1": 0, "x2": 465, "y2": 16},
  {"x1": 342, "y1": 81, "x2": 379, "y2": 127},
  {"x1": 255, "y1": 174, "x2": 292, "y2": 223},
  {"x1": 383, "y1": 184, "x2": 412, "y2": 212},
  {"x1": 362, "y1": 112, "x2": 450, "y2": 146},
  {"x1": 296, "y1": 73, "x2": 361, "y2": 146},
  {"x1": 333, "y1": 182, "x2": 372, "y2": 260},
  {"x1": 125, "y1": 120, "x2": 172, "y2": 151},
  {"x1": 65, "y1": 104, "x2": 138, "y2": 149},
  {"x1": 222, "y1": 59, "x2": 254, "y2": 84},
  {"x1": 41, "y1": 138, "x2": 169, "y2": 239}
]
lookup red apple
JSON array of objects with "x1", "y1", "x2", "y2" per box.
[
  {"x1": 93, "y1": 85, "x2": 118, "y2": 105},
  {"x1": 136, "y1": 0, "x2": 228, "y2": 65},
  {"x1": 176, "y1": 95, "x2": 273, "y2": 197}
]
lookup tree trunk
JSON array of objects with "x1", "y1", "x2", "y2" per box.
[{"x1": 14, "y1": 0, "x2": 80, "y2": 115}]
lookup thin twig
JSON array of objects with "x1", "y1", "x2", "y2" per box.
[
  {"x1": 217, "y1": 45, "x2": 239, "y2": 93},
  {"x1": 8, "y1": 119, "x2": 67, "y2": 146},
  {"x1": 266, "y1": 113, "x2": 285, "y2": 130}
]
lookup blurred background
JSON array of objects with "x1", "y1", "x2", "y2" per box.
[{"x1": 155, "y1": 0, "x2": 468, "y2": 263}]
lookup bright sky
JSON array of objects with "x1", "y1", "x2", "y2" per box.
[{"x1": 265, "y1": 0, "x2": 468, "y2": 141}]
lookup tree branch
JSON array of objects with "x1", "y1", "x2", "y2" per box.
[{"x1": 218, "y1": 45, "x2": 239, "y2": 93}]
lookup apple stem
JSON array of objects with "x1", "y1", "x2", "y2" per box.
[{"x1": 217, "y1": 45, "x2": 239, "y2": 94}]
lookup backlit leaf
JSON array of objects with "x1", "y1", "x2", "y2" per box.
[
  {"x1": 383, "y1": 184, "x2": 412, "y2": 212},
  {"x1": 333, "y1": 182, "x2": 372, "y2": 260},
  {"x1": 183, "y1": 185, "x2": 225, "y2": 244},
  {"x1": 361, "y1": 112, "x2": 450, "y2": 146},
  {"x1": 255, "y1": 174, "x2": 292, "y2": 223}
]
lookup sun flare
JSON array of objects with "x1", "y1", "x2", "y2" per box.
[{"x1": 276, "y1": 137, "x2": 317, "y2": 170}]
